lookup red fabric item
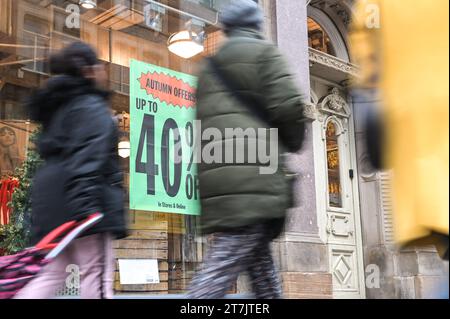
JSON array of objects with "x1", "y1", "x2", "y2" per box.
[
  {"x1": 0, "y1": 178, "x2": 19, "y2": 226},
  {"x1": 7, "y1": 180, "x2": 19, "y2": 224},
  {"x1": 0, "y1": 180, "x2": 9, "y2": 225}
]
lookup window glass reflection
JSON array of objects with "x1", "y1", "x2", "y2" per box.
[
  {"x1": 326, "y1": 121, "x2": 343, "y2": 208},
  {"x1": 308, "y1": 17, "x2": 336, "y2": 56}
]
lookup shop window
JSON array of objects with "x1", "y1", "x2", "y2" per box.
[
  {"x1": 24, "y1": 14, "x2": 49, "y2": 35},
  {"x1": 308, "y1": 17, "x2": 335, "y2": 56},
  {"x1": 326, "y1": 120, "x2": 343, "y2": 208},
  {"x1": 0, "y1": 84, "x2": 31, "y2": 120},
  {"x1": 176, "y1": 0, "x2": 227, "y2": 11},
  {"x1": 206, "y1": 0, "x2": 233, "y2": 11},
  {"x1": 0, "y1": 84, "x2": 35, "y2": 177},
  {"x1": 22, "y1": 14, "x2": 50, "y2": 74},
  {"x1": 1, "y1": 0, "x2": 234, "y2": 297},
  {"x1": 109, "y1": 63, "x2": 130, "y2": 95},
  {"x1": 190, "y1": 0, "x2": 215, "y2": 7}
]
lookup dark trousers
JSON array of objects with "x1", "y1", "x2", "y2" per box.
[{"x1": 187, "y1": 223, "x2": 283, "y2": 299}]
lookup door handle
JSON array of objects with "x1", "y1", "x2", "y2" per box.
[{"x1": 349, "y1": 169, "x2": 354, "y2": 179}]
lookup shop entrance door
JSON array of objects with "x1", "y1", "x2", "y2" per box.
[{"x1": 317, "y1": 88, "x2": 366, "y2": 299}]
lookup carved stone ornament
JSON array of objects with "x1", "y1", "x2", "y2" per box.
[
  {"x1": 318, "y1": 87, "x2": 350, "y2": 119},
  {"x1": 303, "y1": 103, "x2": 318, "y2": 120}
]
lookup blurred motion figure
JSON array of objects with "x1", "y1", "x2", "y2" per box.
[
  {"x1": 188, "y1": 0, "x2": 307, "y2": 299},
  {"x1": 350, "y1": 0, "x2": 449, "y2": 260},
  {"x1": 15, "y1": 42, "x2": 127, "y2": 299}
]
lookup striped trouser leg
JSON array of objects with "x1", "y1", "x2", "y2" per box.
[
  {"x1": 246, "y1": 240, "x2": 283, "y2": 299},
  {"x1": 187, "y1": 224, "x2": 283, "y2": 299}
]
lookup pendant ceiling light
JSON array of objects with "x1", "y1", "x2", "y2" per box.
[
  {"x1": 168, "y1": 30, "x2": 205, "y2": 59},
  {"x1": 79, "y1": 0, "x2": 97, "y2": 9},
  {"x1": 118, "y1": 140, "x2": 131, "y2": 159}
]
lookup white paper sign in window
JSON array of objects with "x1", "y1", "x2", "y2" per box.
[{"x1": 118, "y1": 259, "x2": 160, "y2": 285}]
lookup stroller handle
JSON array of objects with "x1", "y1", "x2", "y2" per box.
[{"x1": 35, "y1": 213, "x2": 104, "y2": 260}]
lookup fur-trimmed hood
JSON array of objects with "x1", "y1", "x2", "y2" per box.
[{"x1": 26, "y1": 75, "x2": 110, "y2": 128}]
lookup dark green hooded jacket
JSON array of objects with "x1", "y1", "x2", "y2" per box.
[{"x1": 196, "y1": 28, "x2": 307, "y2": 234}]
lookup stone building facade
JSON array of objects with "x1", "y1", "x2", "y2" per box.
[{"x1": 0, "y1": 0, "x2": 447, "y2": 299}]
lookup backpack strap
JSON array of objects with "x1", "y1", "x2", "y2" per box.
[{"x1": 207, "y1": 57, "x2": 271, "y2": 126}]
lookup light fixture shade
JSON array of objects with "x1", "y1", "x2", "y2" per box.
[
  {"x1": 118, "y1": 141, "x2": 131, "y2": 159},
  {"x1": 79, "y1": 0, "x2": 97, "y2": 9},
  {"x1": 168, "y1": 31, "x2": 204, "y2": 59}
]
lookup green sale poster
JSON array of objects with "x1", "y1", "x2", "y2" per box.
[{"x1": 129, "y1": 59, "x2": 200, "y2": 216}]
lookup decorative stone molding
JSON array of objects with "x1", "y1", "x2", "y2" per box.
[
  {"x1": 309, "y1": 48, "x2": 359, "y2": 78},
  {"x1": 318, "y1": 87, "x2": 351, "y2": 119},
  {"x1": 326, "y1": 213, "x2": 354, "y2": 238},
  {"x1": 358, "y1": 153, "x2": 379, "y2": 182},
  {"x1": 280, "y1": 231, "x2": 325, "y2": 244},
  {"x1": 309, "y1": 0, "x2": 353, "y2": 29},
  {"x1": 303, "y1": 103, "x2": 318, "y2": 120}
]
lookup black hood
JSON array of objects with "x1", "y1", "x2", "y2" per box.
[
  {"x1": 27, "y1": 75, "x2": 111, "y2": 159},
  {"x1": 26, "y1": 75, "x2": 110, "y2": 128}
]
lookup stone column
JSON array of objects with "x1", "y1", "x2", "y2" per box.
[{"x1": 273, "y1": 0, "x2": 331, "y2": 299}]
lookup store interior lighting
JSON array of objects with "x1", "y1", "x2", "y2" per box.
[
  {"x1": 168, "y1": 19, "x2": 206, "y2": 59},
  {"x1": 79, "y1": 0, "x2": 97, "y2": 9},
  {"x1": 118, "y1": 140, "x2": 131, "y2": 159}
]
